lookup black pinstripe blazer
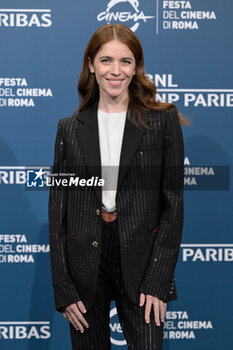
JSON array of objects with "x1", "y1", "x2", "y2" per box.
[{"x1": 49, "y1": 99, "x2": 184, "y2": 312}]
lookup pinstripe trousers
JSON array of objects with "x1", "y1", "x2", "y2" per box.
[{"x1": 69, "y1": 218, "x2": 164, "y2": 350}]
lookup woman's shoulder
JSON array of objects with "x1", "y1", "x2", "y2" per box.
[
  {"x1": 145, "y1": 105, "x2": 177, "y2": 117},
  {"x1": 56, "y1": 111, "x2": 79, "y2": 131},
  {"x1": 143, "y1": 106, "x2": 178, "y2": 125}
]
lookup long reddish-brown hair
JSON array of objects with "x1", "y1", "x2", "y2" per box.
[{"x1": 78, "y1": 23, "x2": 191, "y2": 129}]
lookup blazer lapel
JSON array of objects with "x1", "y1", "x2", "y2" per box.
[
  {"x1": 75, "y1": 100, "x2": 102, "y2": 205},
  {"x1": 75, "y1": 100, "x2": 145, "y2": 206},
  {"x1": 117, "y1": 117, "x2": 144, "y2": 191}
]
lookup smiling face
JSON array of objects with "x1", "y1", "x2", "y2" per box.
[{"x1": 88, "y1": 39, "x2": 136, "y2": 103}]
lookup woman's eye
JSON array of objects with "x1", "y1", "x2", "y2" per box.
[
  {"x1": 122, "y1": 60, "x2": 131, "y2": 64},
  {"x1": 101, "y1": 59, "x2": 109, "y2": 63},
  {"x1": 100, "y1": 59, "x2": 131, "y2": 64}
]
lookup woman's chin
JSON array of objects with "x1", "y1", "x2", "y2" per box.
[{"x1": 105, "y1": 89, "x2": 125, "y2": 99}]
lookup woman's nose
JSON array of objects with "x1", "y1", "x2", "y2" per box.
[{"x1": 111, "y1": 61, "x2": 121, "y2": 75}]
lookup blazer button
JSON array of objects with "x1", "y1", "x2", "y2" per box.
[
  {"x1": 92, "y1": 241, "x2": 99, "y2": 248},
  {"x1": 96, "y1": 209, "x2": 101, "y2": 216}
]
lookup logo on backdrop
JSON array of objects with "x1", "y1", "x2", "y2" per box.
[
  {"x1": 97, "y1": 0, "x2": 154, "y2": 32},
  {"x1": 181, "y1": 244, "x2": 233, "y2": 262},
  {"x1": 109, "y1": 307, "x2": 126, "y2": 346},
  {"x1": 147, "y1": 73, "x2": 233, "y2": 108},
  {"x1": 0, "y1": 234, "x2": 49, "y2": 264},
  {"x1": 0, "y1": 321, "x2": 50, "y2": 339},
  {"x1": 183, "y1": 157, "x2": 229, "y2": 191},
  {"x1": 0, "y1": 78, "x2": 53, "y2": 108},
  {"x1": 163, "y1": 310, "x2": 213, "y2": 340},
  {"x1": 155, "y1": 0, "x2": 216, "y2": 34},
  {"x1": 109, "y1": 306, "x2": 214, "y2": 342},
  {"x1": 0, "y1": 9, "x2": 52, "y2": 28}
]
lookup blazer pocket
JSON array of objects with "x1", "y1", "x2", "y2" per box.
[
  {"x1": 66, "y1": 234, "x2": 78, "y2": 240},
  {"x1": 137, "y1": 143, "x2": 158, "y2": 152},
  {"x1": 145, "y1": 226, "x2": 159, "y2": 234}
]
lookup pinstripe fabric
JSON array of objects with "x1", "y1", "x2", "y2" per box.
[
  {"x1": 49, "y1": 100, "x2": 184, "y2": 314},
  {"x1": 69, "y1": 218, "x2": 164, "y2": 350}
]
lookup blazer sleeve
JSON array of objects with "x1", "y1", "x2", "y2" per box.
[
  {"x1": 49, "y1": 119, "x2": 80, "y2": 312},
  {"x1": 139, "y1": 108, "x2": 184, "y2": 302}
]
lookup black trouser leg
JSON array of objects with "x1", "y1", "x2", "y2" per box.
[
  {"x1": 70, "y1": 218, "x2": 164, "y2": 350},
  {"x1": 69, "y1": 219, "x2": 119, "y2": 350}
]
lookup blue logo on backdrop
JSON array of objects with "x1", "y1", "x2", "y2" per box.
[
  {"x1": 97, "y1": 0, "x2": 154, "y2": 32},
  {"x1": 110, "y1": 307, "x2": 126, "y2": 346}
]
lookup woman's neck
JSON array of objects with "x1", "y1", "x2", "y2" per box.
[{"x1": 98, "y1": 94, "x2": 128, "y2": 113}]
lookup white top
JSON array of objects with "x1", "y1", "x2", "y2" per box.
[{"x1": 97, "y1": 108, "x2": 127, "y2": 212}]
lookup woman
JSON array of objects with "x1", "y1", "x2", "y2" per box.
[{"x1": 49, "y1": 23, "x2": 189, "y2": 350}]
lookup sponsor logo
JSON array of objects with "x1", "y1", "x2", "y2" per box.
[
  {"x1": 181, "y1": 244, "x2": 233, "y2": 262},
  {"x1": 0, "y1": 166, "x2": 27, "y2": 184},
  {"x1": 109, "y1": 307, "x2": 213, "y2": 342},
  {"x1": 155, "y1": 0, "x2": 217, "y2": 34},
  {"x1": 0, "y1": 234, "x2": 49, "y2": 264},
  {"x1": 148, "y1": 73, "x2": 233, "y2": 108},
  {"x1": 0, "y1": 9, "x2": 52, "y2": 28},
  {"x1": 163, "y1": 310, "x2": 213, "y2": 340},
  {"x1": 0, "y1": 321, "x2": 50, "y2": 339},
  {"x1": 109, "y1": 307, "x2": 126, "y2": 346},
  {"x1": 97, "y1": 0, "x2": 154, "y2": 32},
  {"x1": 0, "y1": 77, "x2": 53, "y2": 108}
]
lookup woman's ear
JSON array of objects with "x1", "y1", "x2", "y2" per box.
[{"x1": 88, "y1": 57, "x2": 95, "y2": 74}]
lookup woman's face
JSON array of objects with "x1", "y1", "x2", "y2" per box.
[{"x1": 88, "y1": 39, "x2": 136, "y2": 101}]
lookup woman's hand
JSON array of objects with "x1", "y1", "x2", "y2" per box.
[
  {"x1": 139, "y1": 292, "x2": 167, "y2": 326},
  {"x1": 62, "y1": 301, "x2": 89, "y2": 333}
]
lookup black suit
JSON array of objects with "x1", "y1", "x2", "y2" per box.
[{"x1": 49, "y1": 100, "x2": 184, "y2": 314}]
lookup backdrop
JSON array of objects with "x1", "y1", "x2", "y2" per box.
[{"x1": 0, "y1": 1, "x2": 232, "y2": 349}]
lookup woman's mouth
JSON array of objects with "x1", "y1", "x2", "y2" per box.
[{"x1": 106, "y1": 78, "x2": 125, "y2": 87}]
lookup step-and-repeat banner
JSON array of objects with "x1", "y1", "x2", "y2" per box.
[{"x1": 0, "y1": 1, "x2": 232, "y2": 349}]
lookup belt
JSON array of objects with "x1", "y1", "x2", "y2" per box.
[{"x1": 102, "y1": 209, "x2": 117, "y2": 222}]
